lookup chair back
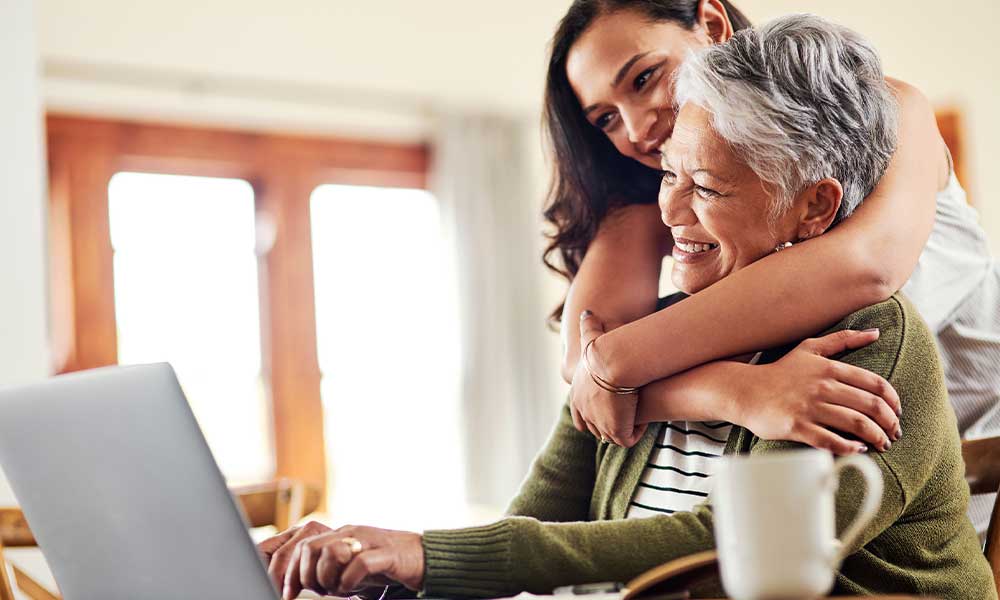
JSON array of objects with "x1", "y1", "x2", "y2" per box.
[
  {"x1": 962, "y1": 436, "x2": 1000, "y2": 595},
  {"x1": 0, "y1": 479, "x2": 321, "y2": 600}
]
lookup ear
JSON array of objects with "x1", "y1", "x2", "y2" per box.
[
  {"x1": 698, "y1": 0, "x2": 735, "y2": 44},
  {"x1": 796, "y1": 178, "x2": 843, "y2": 239}
]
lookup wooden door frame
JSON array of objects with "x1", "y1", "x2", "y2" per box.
[{"x1": 46, "y1": 114, "x2": 430, "y2": 492}]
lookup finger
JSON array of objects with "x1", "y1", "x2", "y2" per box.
[
  {"x1": 316, "y1": 545, "x2": 343, "y2": 594},
  {"x1": 814, "y1": 403, "x2": 891, "y2": 452},
  {"x1": 604, "y1": 425, "x2": 630, "y2": 447},
  {"x1": 830, "y1": 361, "x2": 902, "y2": 418},
  {"x1": 267, "y1": 521, "x2": 330, "y2": 591},
  {"x1": 315, "y1": 534, "x2": 358, "y2": 592},
  {"x1": 570, "y1": 403, "x2": 587, "y2": 432},
  {"x1": 299, "y1": 538, "x2": 326, "y2": 595},
  {"x1": 268, "y1": 529, "x2": 303, "y2": 591},
  {"x1": 338, "y1": 549, "x2": 395, "y2": 595},
  {"x1": 269, "y1": 526, "x2": 320, "y2": 592},
  {"x1": 578, "y1": 309, "x2": 607, "y2": 346},
  {"x1": 801, "y1": 329, "x2": 879, "y2": 357},
  {"x1": 826, "y1": 369, "x2": 901, "y2": 436},
  {"x1": 282, "y1": 541, "x2": 304, "y2": 600},
  {"x1": 258, "y1": 527, "x2": 299, "y2": 565},
  {"x1": 623, "y1": 423, "x2": 648, "y2": 448},
  {"x1": 585, "y1": 420, "x2": 603, "y2": 443},
  {"x1": 797, "y1": 423, "x2": 869, "y2": 456}
]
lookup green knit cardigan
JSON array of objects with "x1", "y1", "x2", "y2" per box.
[{"x1": 421, "y1": 295, "x2": 996, "y2": 599}]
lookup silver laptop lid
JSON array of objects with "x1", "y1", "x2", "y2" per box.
[{"x1": 0, "y1": 363, "x2": 278, "y2": 600}]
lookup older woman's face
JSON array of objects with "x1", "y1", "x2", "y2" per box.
[
  {"x1": 566, "y1": 10, "x2": 711, "y2": 170},
  {"x1": 659, "y1": 103, "x2": 799, "y2": 294}
]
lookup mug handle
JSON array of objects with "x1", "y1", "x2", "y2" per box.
[{"x1": 831, "y1": 454, "x2": 885, "y2": 561}]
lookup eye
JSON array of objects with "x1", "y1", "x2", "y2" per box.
[
  {"x1": 695, "y1": 185, "x2": 720, "y2": 199},
  {"x1": 661, "y1": 170, "x2": 677, "y2": 186},
  {"x1": 634, "y1": 66, "x2": 657, "y2": 92},
  {"x1": 595, "y1": 112, "x2": 617, "y2": 131}
]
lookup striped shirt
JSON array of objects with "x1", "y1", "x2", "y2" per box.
[
  {"x1": 626, "y1": 420, "x2": 732, "y2": 518},
  {"x1": 627, "y1": 352, "x2": 762, "y2": 519}
]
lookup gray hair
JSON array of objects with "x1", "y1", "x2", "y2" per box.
[{"x1": 673, "y1": 13, "x2": 899, "y2": 224}]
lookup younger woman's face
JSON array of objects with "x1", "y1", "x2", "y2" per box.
[{"x1": 566, "y1": 9, "x2": 712, "y2": 170}]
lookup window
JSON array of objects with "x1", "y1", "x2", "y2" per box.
[
  {"x1": 310, "y1": 184, "x2": 464, "y2": 529},
  {"x1": 47, "y1": 115, "x2": 430, "y2": 496},
  {"x1": 108, "y1": 172, "x2": 272, "y2": 483}
]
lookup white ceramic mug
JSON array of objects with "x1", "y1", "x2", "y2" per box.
[{"x1": 712, "y1": 449, "x2": 883, "y2": 600}]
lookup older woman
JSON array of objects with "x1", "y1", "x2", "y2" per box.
[{"x1": 260, "y1": 15, "x2": 994, "y2": 599}]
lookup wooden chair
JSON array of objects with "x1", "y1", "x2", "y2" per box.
[
  {"x1": 0, "y1": 479, "x2": 321, "y2": 600},
  {"x1": 960, "y1": 436, "x2": 1000, "y2": 595}
]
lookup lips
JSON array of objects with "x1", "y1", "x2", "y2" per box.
[
  {"x1": 672, "y1": 237, "x2": 719, "y2": 264},
  {"x1": 674, "y1": 238, "x2": 719, "y2": 253}
]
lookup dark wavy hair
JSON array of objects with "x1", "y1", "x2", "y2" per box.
[{"x1": 542, "y1": 0, "x2": 752, "y2": 325}]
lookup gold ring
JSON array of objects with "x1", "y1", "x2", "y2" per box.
[{"x1": 340, "y1": 536, "x2": 363, "y2": 555}]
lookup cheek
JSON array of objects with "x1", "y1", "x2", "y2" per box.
[
  {"x1": 703, "y1": 211, "x2": 759, "y2": 263},
  {"x1": 607, "y1": 131, "x2": 635, "y2": 159},
  {"x1": 610, "y1": 133, "x2": 660, "y2": 169},
  {"x1": 721, "y1": 222, "x2": 775, "y2": 266}
]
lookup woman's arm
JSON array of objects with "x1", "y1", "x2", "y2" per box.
[
  {"x1": 559, "y1": 203, "x2": 671, "y2": 383},
  {"x1": 575, "y1": 310, "x2": 900, "y2": 451},
  {"x1": 634, "y1": 330, "x2": 901, "y2": 455},
  {"x1": 590, "y1": 80, "x2": 945, "y2": 388}
]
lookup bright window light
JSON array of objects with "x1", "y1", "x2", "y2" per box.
[
  {"x1": 311, "y1": 184, "x2": 465, "y2": 530},
  {"x1": 108, "y1": 172, "x2": 273, "y2": 484}
]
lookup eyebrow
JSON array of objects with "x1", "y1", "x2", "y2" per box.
[
  {"x1": 613, "y1": 51, "x2": 651, "y2": 88},
  {"x1": 582, "y1": 51, "x2": 652, "y2": 116},
  {"x1": 660, "y1": 162, "x2": 732, "y2": 185},
  {"x1": 692, "y1": 169, "x2": 732, "y2": 184}
]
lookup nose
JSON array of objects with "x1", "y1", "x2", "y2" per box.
[
  {"x1": 620, "y1": 105, "x2": 658, "y2": 152},
  {"x1": 659, "y1": 179, "x2": 695, "y2": 228}
]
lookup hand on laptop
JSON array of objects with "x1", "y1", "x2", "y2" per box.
[{"x1": 259, "y1": 521, "x2": 425, "y2": 599}]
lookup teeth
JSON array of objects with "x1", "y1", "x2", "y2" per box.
[{"x1": 678, "y1": 241, "x2": 718, "y2": 254}]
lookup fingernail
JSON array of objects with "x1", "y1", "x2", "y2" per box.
[
  {"x1": 862, "y1": 328, "x2": 879, "y2": 334},
  {"x1": 883, "y1": 440, "x2": 892, "y2": 451},
  {"x1": 580, "y1": 310, "x2": 593, "y2": 320},
  {"x1": 894, "y1": 427, "x2": 902, "y2": 441},
  {"x1": 857, "y1": 444, "x2": 869, "y2": 453}
]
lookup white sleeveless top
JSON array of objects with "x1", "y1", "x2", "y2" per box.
[{"x1": 902, "y1": 171, "x2": 1000, "y2": 541}]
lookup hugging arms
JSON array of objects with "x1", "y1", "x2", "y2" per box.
[{"x1": 556, "y1": 2, "x2": 946, "y2": 451}]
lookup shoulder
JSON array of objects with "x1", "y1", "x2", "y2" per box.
[
  {"x1": 885, "y1": 77, "x2": 950, "y2": 187},
  {"x1": 827, "y1": 293, "x2": 941, "y2": 388},
  {"x1": 886, "y1": 77, "x2": 933, "y2": 117}
]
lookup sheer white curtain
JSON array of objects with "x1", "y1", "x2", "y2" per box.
[{"x1": 432, "y1": 113, "x2": 563, "y2": 511}]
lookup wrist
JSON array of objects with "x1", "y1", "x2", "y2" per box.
[
  {"x1": 593, "y1": 330, "x2": 641, "y2": 388},
  {"x1": 705, "y1": 361, "x2": 755, "y2": 425}
]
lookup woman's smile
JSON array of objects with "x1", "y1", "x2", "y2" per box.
[{"x1": 672, "y1": 237, "x2": 720, "y2": 263}]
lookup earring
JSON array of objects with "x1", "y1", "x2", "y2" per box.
[{"x1": 773, "y1": 241, "x2": 793, "y2": 253}]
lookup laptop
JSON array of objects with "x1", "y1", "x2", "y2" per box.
[{"x1": 0, "y1": 363, "x2": 280, "y2": 600}]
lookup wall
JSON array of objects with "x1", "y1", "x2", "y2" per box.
[
  {"x1": 1, "y1": 1, "x2": 55, "y2": 594},
  {"x1": 0, "y1": 0, "x2": 52, "y2": 454},
  {"x1": 36, "y1": 1, "x2": 1000, "y2": 247},
  {"x1": 36, "y1": 0, "x2": 569, "y2": 141}
]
